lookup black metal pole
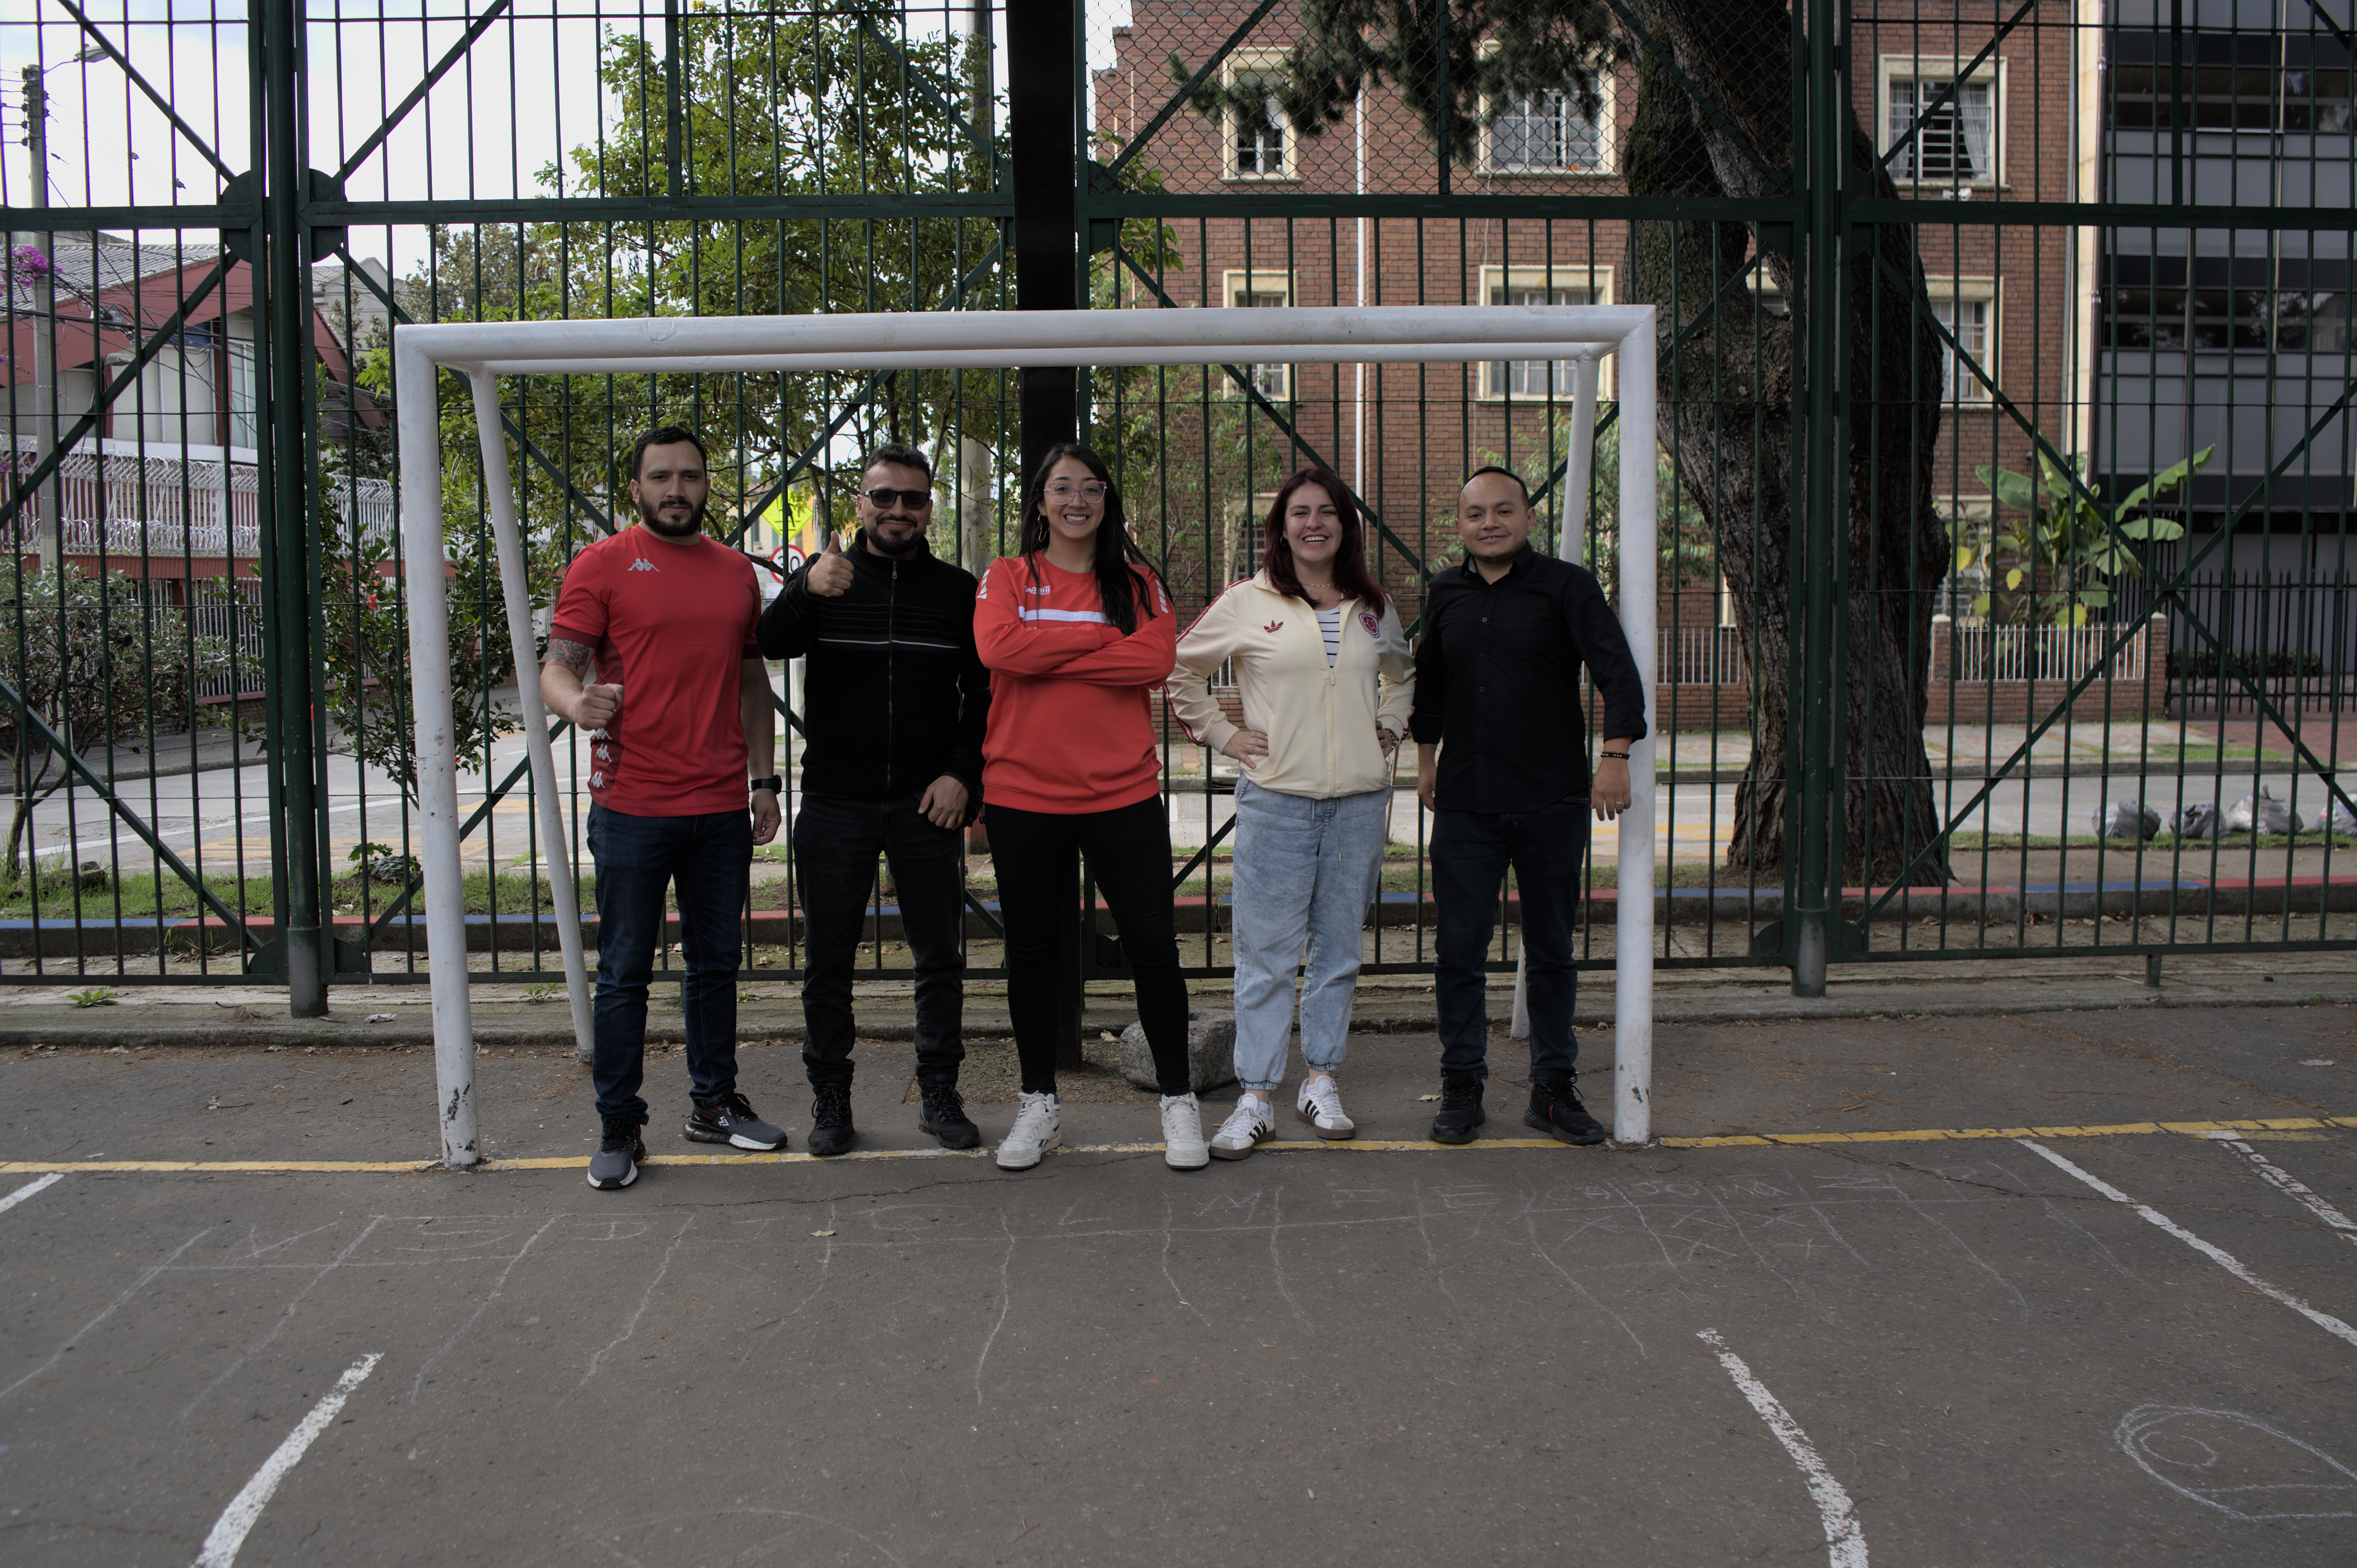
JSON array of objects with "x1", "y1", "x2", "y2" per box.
[{"x1": 1005, "y1": 0, "x2": 1086, "y2": 1069}]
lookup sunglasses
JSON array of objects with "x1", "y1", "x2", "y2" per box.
[{"x1": 860, "y1": 487, "x2": 934, "y2": 509}]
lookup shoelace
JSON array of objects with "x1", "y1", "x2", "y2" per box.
[
  {"x1": 1008, "y1": 1095, "x2": 1056, "y2": 1142},
  {"x1": 922, "y1": 1084, "x2": 965, "y2": 1118},
  {"x1": 1300, "y1": 1081, "x2": 1346, "y2": 1122},
  {"x1": 811, "y1": 1087, "x2": 851, "y2": 1126},
  {"x1": 1217, "y1": 1100, "x2": 1268, "y2": 1139},
  {"x1": 717, "y1": 1091, "x2": 759, "y2": 1123}
]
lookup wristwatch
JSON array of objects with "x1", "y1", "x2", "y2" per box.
[{"x1": 749, "y1": 775, "x2": 783, "y2": 795}]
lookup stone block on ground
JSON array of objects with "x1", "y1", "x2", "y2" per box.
[{"x1": 1119, "y1": 1008, "x2": 1237, "y2": 1093}]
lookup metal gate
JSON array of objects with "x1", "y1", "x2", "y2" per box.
[{"x1": 1, "y1": 0, "x2": 2348, "y2": 1013}]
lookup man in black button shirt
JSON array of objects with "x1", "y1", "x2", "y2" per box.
[
  {"x1": 757, "y1": 443, "x2": 990, "y2": 1155},
  {"x1": 1409, "y1": 466, "x2": 1648, "y2": 1147}
]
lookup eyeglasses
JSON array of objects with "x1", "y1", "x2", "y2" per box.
[
  {"x1": 1043, "y1": 480, "x2": 1110, "y2": 501},
  {"x1": 860, "y1": 487, "x2": 934, "y2": 509}
]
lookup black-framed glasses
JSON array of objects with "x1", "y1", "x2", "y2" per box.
[{"x1": 860, "y1": 487, "x2": 934, "y2": 509}]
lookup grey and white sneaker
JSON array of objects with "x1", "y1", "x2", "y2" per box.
[
  {"x1": 1160, "y1": 1093, "x2": 1210, "y2": 1170},
  {"x1": 1295, "y1": 1075, "x2": 1355, "y2": 1140},
  {"x1": 996, "y1": 1090, "x2": 1062, "y2": 1171},
  {"x1": 588, "y1": 1115, "x2": 646, "y2": 1189},
  {"x1": 683, "y1": 1090, "x2": 788, "y2": 1151},
  {"x1": 1209, "y1": 1094, "x2": 1274, "y2": 1160}
]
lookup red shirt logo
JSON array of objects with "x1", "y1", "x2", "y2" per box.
[{"x1": 1263, "y1": 620, "x2": 1284, "y2": 634}]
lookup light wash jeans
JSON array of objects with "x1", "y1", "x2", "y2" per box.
[{"x1": 1228, "y1": 777, "x2": 1390, "y2": 1091}]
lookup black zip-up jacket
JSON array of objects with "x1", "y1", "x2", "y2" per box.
[
  {"x1": 756, "y1": 530, "x2": 990, "y2": 810},
  {"x1": 1408, "y1": 546, "x2": 1648, "y2": 814}
]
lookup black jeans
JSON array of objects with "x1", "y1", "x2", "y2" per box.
[
  {"x1": 792, "y1": 791, "x2": 967, "y2": 1090},
  {"x1": 1430, "y1": 796, "x2": 1589, "y2": 1086},
  {"x1": 587, "y1": 803, "x2": 751, "y2": 1123},
  {"x1": 989, "y1": 797, "x2": 1191, "y2": 1096}
]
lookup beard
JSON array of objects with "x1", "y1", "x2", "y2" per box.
[
  {"x1": 638, "y1": 494, "x2": 709, "y2": 538},
  {"x1": 864, "y1": 513, "x2": 926, "y2": 555}
]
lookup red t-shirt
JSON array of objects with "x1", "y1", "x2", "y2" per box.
[
  {"x1": 974, "y1": 556, "x2": 1176, "y2": 814},
  {"x1": 549, "y1": 527, "x2": 761, "y2": 817}
]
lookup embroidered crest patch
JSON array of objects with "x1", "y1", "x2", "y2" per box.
[{"x1": 1360, "y1": 611, "x2": 1381, "y2": 640}]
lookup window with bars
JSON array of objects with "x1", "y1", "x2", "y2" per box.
[
  {"x1": 1480, "y1": 273, "x2": 1605, "y2": 399},
  {"x1": 1484, "y1": 90, "x2": 1608, "y2": 172},
  {"x1": 1228, "y1": 86, "x2": 1289, "y2": 179},
  {"x1": 1930, "y1": 295, "x2": 1994, "y2": 403},
  {"x1": 1886, "y1": 72, "x2": 1997, "y2": 184}
]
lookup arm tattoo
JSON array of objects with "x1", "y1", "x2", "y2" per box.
[{"x1": 542, "y1": 637, "x2": 595, "y2": 678}]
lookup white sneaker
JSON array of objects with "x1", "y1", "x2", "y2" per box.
[
  {"x1": 1209, "y1": 1094, "x2": 1275, "y2": 1160},
  {"x1": 995, "y1": 1090, "x2": 1061, "y2": 1171},
  {"x1": 1159, "y1": 1093, "x2": 1210, "y2": 1170},
  {"x1": 1295, "y1": 1075, "x2": 1355, "y2": 1141}
]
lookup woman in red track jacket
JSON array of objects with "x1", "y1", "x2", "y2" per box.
[{"x1": 973, "y1": 442, "x2": 1206, "y2": 1173}]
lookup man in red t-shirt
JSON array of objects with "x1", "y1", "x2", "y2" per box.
[{"x1": 542, "y1": 426, "x2": 785, "y2": 1190}]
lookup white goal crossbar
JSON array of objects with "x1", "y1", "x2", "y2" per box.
[{"x1": 393, "y1": 305, "x2": 1658, "y2": 1167}]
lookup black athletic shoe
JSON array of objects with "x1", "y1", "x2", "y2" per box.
[
  {"x1": 917, "y1": 1081, "x2": 982, "y2": 1150},
  {"x1": 1430, "y1": 1076, "x2": 1486, "y2": 1145},
  {"x1": 806, "y1": 1084, "x2": 856, "y2": 1157},
  {"x1": 1525, "y1": 1081, "x2": 1608, "y2": 1146},
  {"x1": 588, "y1": 1115, "x2": 646, "y2": 1189},
  {"x1": 683, "y1": 1090, "x2": 788, "y2": 1151}
]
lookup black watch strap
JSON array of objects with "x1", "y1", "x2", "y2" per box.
[{"x1": 749, "y1": 775, "x2": 783, "y2": 794}]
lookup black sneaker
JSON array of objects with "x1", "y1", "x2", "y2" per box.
[
  {"x1": 588, "y1": 1115, "x2": 646, "y2": 1189},
  {"x1": 1526, "y1": 1081, "x2": 1608, "y2": 1146},
  {"x1": 1430, "y1": 1076, "x2": 1486, "y2": 1145},
  {"x1": 917, "y1": 1081, "x2": 982, "y2": 1150},
  {"x1": 806, "y1": 1084, "x2": 856, "y2": 1157},
  {"x1": 684, "y1": 1090, "x2": 788, "y2": 1151}
]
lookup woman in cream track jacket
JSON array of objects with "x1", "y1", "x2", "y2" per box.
[{"x1": 1167, "y1": 467, "x2": 1414, "y2": 1157}]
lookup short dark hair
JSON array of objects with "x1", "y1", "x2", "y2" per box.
[
  {"x1": 860, "y1": 441, "x2": 934, "y2": 484},
  {"x1": 1461, "y1": 464, "x2": 1530, "y2": 505},
  {"x1": 628, "y1": 425, "x2": 708, "y2": 480}
]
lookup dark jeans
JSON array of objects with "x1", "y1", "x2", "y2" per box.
[
  {"x1": 989, "y1": 797, "x2": 1191, "y2": 1096},
  {"x1": 792, "y1": 791, "x2": 967, "y2": 1091},
  {"x1": 588, "y1": 803, "x2": 751, "y2": 1123},
  {"x1": 1431, "y1": 796, "x2": 1590, "y2": 1086}
]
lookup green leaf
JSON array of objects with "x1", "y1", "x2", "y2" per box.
[{"x1": 2004, "y1": 567, "x2": 2024, "y2": 591}]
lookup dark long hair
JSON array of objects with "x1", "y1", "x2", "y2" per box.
[
  {"x1": 1019, "y1": 441, "x2": 1169, "y2": 636},
  {"x1": 1261, "y1": 467, "x2": 1391, "y2": 613}
]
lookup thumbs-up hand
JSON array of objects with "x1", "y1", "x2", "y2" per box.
[
  {"x1": 576, "y1": 682, "x2": 624, "y2": 732},
  {"x1": 805, "y1": 530, "x2": 854, "y2": 598}
]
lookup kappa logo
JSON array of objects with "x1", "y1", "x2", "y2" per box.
[
  {"x1": 1262, "y1": 620, "x2": 1284, "y2": 634},
  {"x1": 626, "y1": 557, "x2": 660, "y2": 572}
]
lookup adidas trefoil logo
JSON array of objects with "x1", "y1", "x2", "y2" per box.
[{"x1": 627, "y1": 557, "x2": 660, "y2": 573}]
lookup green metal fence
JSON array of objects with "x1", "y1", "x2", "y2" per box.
[{"x1": 0, "y1": 0, "x2": 2347, "y2": 1013}]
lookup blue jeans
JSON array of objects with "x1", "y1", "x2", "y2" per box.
[
  {"x1": 792, "y1": 792, "x2": 966, "y2": 1091},
  {"x1": 1431, "y1": 796, "x2": 1588, "y2": 1086},
  {"x1": 1229, "y1": 779, "x2": 1389, "y2": 1091},
  {"x1": 588, "y1": 803, "x2": 752, "y2": 1123}
]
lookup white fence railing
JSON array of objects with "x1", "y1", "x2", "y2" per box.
[
  {"x1": 187, "y1": 582, "x2": 267, "y2": 700},
  {"x1": 3, "y1": 441, "x2": 393, "y2": 560},
  {"x1": 1660, "y1": 624, "x2": 1746, "y2": 685},
  {"x1": 1946, "y1": 620, "x2": 2146, "y2": 683}
]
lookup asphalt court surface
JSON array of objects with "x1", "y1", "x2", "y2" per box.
[{"x1": 2, "y1": 1006, "x2": 2353, "y2": 1564}]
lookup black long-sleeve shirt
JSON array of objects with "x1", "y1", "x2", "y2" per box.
[
  {"x1": 756, "y1": 530, "x2": 990, "y2": 809},
  {"x1": 1408, "y1": 546, "x2": 1648, "y2": 813}
]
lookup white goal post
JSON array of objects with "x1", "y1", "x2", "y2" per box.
[{"x1": 393, "y1": 305, "x2": 1658, "y2": 1167}]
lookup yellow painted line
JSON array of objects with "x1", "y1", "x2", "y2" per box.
[{"x1": 2, "y1": 1116, "x2": 2350, "y2": 1176}]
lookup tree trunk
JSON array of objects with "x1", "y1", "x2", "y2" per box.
[{"x1": 1620, "y1": 1, "x2": 1948, "y2": 886}]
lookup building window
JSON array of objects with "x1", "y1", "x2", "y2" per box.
[
  {"x1": 1223, "y1": 491, "x2": 1281, "y2": 584},
  {"x1": 1481, "y1": 86, "x2": 1611, "y2": 173},
  {"x1": 1221, "y1": 54, "x2": 1297, "y2": 181},
  {"x1": 1927, "y1": 279, "x2": 1998, "y2": 403},
  {"x1": 2101, "y1": 285, "x2": 2349, "y2": 353},
  {"x1": 1476, "y1": 265, "x2": 1613, "y2": 401},
  {"x1": 1223, "y1": 270, "x2": 1293, "y2": 401},
  {"x1": 1881, "y1": 58, "x2": 2002, "y2": 186}
]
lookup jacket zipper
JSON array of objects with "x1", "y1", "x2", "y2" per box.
[{"x1": 884, "y1": 557, "x2": 899, "y2": 794}]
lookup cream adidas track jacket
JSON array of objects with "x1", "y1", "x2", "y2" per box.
[{"x1": 1166, "y1": 571, "x2": 1415, "y2": 800}]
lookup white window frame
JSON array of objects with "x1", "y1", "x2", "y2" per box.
[
  {"x1": 1222, "y1": 489, "x2": 1283, "y2": 585},
  {"x1": 1476, "y1": 264, "x2": 1615, "y2": 401},
  {"x1": 1222, "y1": 269, "x2": 1295, "y2": 401},
  {"x1": 1878, "y1": 56, "x2": 2006, "y2": 189},
  {"x1": 1477, "y1": 72, "x2": 1616, "y2": 175},
  {"x1": 1926, "y1": 277, "x2": 1999, "y2": 404},
  {"x1": 1221, "y1": 51, "x2": 1298, "y2": 182}
]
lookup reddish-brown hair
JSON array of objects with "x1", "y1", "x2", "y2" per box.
[{"x1": 1260, "y1": 468, "x2": 1390, "y2": 613}]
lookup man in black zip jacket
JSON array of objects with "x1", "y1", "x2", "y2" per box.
[{"x1": 757, "y1": 443, "x2": 990, "y2": 1155}]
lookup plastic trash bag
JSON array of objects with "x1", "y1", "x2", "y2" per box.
[
  {"x1": 2225, "y1": 789, "x2": 2303, "y2": 836},
  {"x1": 2093, "y1": 800, "x2": 2161, "y2": 841},
  {"x1": 2173, "y1": 802, "x2": 2221, "y2": 839},
  {"x1": 2317, "y1": 796, "x2": 2357, "y2": 838}
]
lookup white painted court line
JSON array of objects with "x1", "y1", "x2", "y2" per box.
[
  {"x1": 2020, "y1": 1140, "x2": 2357, "y2": 1351},
  {"x1": 191, "y1": 1353, "x2": 382, "y2": 1568},
  {"x1": 0, "y1": 1173, "x2": 62, "y2": 1215},
  {"x1": 2204, "y1": 1133, "x2": 2357, "y2": 1251},
  {"x1": 1696, "y1": 1328, "x2": 1869, "y2": 1568}
]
